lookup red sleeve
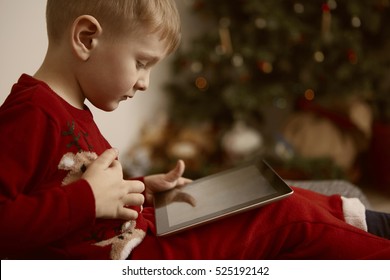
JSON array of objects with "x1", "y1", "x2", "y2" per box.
[{"x1": 0, "y1": 102, "x2": 95, "y2": 257}]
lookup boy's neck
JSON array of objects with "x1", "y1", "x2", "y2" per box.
[{"x1": 34, "y1": 46, "x2": 86, "y2": 110}]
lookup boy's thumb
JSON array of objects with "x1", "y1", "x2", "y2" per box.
[
  {"x1": 95, "y1": 148, "x2": 119, "y2": 168},
  {"x1": 165, "y1": 160, "x2": 185, "y2": 182}
]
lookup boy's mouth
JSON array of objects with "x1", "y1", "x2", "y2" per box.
[{"x1": 121, "y1": 95, "x2": 132, "y2": 101}]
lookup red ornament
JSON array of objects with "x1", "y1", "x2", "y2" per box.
[
  {"x1": 347, "y1": 49, "x2": 358, "y2": 64},
  {"x1": 322, "y1": 3, "x2": 330, "y2": 13},
  {"x1": 257, "y1": 61, "x2": 273, "y2": 74}
]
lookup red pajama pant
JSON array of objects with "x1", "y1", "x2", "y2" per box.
[{"x1": 132, "y1": 187, "x2": 390, "y2": 259}]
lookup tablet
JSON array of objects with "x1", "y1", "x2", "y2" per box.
[{"x1": 153, "y1": 159, "x2": 293, "y2": 236}]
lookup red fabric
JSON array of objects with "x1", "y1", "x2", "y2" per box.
[
  {"x1": 134, "y1": 188, "x2": 390, "y2": 260},
  {"x1": 1, "y1": 75, "x2": 390, "y2": 259},
  {"x1": 0, "y1": 74, "x2": 145, "y2": 259}
]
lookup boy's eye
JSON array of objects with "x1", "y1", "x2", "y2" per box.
[{"x1": 136, "y1": 61, "x2": 146, "y2": 69}]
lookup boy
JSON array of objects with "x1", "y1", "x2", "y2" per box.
[{"x1": 0, "y1": 0, "x2": 390, "y2": 259}]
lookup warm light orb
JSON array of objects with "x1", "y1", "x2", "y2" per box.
[{"x1": 304, "y1": 89, "x2": 315, "y2": 100}]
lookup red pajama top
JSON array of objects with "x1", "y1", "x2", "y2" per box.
[{"x1": 0, "y1": 74, "x2": 148, "y2": 259}]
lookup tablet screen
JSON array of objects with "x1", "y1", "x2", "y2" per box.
[
  {"x1": 154, "y1": 159, "x2": 293, "y2": 236},
  {"x1": 166, "y1": 165, "x2": 276, "y2": 226}
]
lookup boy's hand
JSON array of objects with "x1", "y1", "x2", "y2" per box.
[
  {"x1": 82, "y1": 148, "x2": 145, "y2": 220},
  {"x1": 143, "y1": 160, "x2": 192, "y2": 204}
]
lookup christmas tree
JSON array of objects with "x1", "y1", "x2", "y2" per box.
[
  {"x1": 167, "y1": 0, "x2": 389, "y2": 120},
  {"x1": 124, "y1": 0, "x2": 390, "y2": 181}
]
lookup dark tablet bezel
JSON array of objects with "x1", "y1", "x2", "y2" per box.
[{"x1": 153, "y1": 159, "x2": 293, "y2": 236}]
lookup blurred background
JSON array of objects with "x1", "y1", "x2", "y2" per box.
[
  {"x1": 1, "y1": 1, "x2": 390, "y2": 198},
  {"x1": 124, "y1": 0, "x2": 390, "y2": 196}
]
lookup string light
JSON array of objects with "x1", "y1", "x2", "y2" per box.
[
  {"x1": 314, "y1": 51, "x2": 325, "y2": 63},
  {"x1": 195, "y1": 76, "x2": 209, "y2": 91},
  {"x1": 351, "y1": 16, "x2": 361, "y2": 28},
  {"x1": 257, "y1": 61, "x2": 273, "y2": 73},
  {"x1": 254, "y1": 17, "x2": 267, "y2": 29},
  {"x1": 231, "y1": 54, "x2": 244, "y2": 67},
  {"x1": 327, "y1": 0, "x2": 337, "y2": 10},
  {"x1": 191, "y1": 61, "x2": 203, "y2": 73},
  {"x1": 304, "y1": 89, "x2": 315, "y2": 101},
  {"x1": 294, "y1": 3, "x2": 305, "y2": 14}
]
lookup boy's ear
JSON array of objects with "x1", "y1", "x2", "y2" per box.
[{"x1": 71, "y1": 15, "x2": 103, "y2": 61}]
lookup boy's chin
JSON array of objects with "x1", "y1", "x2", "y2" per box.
[{"x1": 93, "y1": 101, "x2": 120, "y2": 112}]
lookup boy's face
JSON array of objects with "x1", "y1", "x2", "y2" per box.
[{"x1": 77, "y1": 28, "x2": 168, "y2": 111}]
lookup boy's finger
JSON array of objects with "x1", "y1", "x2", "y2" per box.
[
  {"x1": 123, "y1": 193, "x2": 145, "y2": 207},
  {"x1": 129, "y1": 180, "x2": 145, "y2": 193},
  {"x1": 94, "y1": 148, "x2": 119, "y2": 169},
  {"x1": 117, "y1": 207, "x2": 139, "y2": 221},
  {"x1": 164, "y1": 160, "x2": 185, "y2": 182},
  {"x1": 177, "y1": 177, "x2": 193, "y2": 186}
]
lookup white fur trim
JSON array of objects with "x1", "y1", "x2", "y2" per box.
[
  {"x1": 120, "y1": 237, "x2": 143, "y2": 260},
  {"x1": 341, "y1": 196, "x2": 367, "y2": 231},
  {"x1": 58, "y1": 155, "x2": 75, "y2": 169}
]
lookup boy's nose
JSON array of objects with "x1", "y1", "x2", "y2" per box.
[
  {"x1": 135, "y1": 73, "x2": 150, "y2": 91},
  {"x1": 136, "y1": 82, "x2": 147, "y2": 91}
]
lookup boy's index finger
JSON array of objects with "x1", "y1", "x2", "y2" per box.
[{"x1": 94, "y1": 148, "x2": 119, "y2": 168}]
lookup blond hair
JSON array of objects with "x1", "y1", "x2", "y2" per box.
[{"x1": 46, "y1": 0, "x2": 181, "y2": 54}]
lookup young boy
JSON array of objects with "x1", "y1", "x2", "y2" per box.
[{"x1": 0, "y1": 0, "x2": 390, "y2": 260}]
